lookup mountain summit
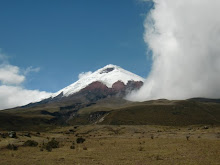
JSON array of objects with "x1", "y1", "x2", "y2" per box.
[
  {"x1": 21, "y1": 64, "x2": 144, "y2": 111},
  {"x1": 52, "y1": 64, "x2": 144, "y2": 98}
]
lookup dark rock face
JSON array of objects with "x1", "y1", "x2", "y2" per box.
[
  {"x1": 82, "y1": 81, "x2": 109, "y2": 92},
  {"x1": 78, "y1": 81, "x2": 111, "y2": 102},
  {"x1": 126, "y1": 80, "x2": 143, "y2": 91},
  {"x1": 112, "y1": 81, "x2": 126, "y2": 91},
  {"x1": 81, "y1": 80, "x2": 143, "y2": 94},
  {"x1": 43, "y1": 80, "x2": 144, "y2": 104},
  {"x1": 100, "y1": 67, "x2": 115, "y2": 74},
  {"x1": 76, "y1": 80, "x2": 143, "y2": 102}
]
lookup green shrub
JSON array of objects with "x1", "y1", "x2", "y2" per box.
[
  {"x1": 47, "y1": 138, "x2": 59, "y2": 148},
  {"x1": 23, "y1": 140, "x2": 38, "y2": 147},
  {"x1": 45, "y1": 145, "x2": 52, "y2": 152},
  {"x1": 7, "y1": 144, "x2": 18, "y2": 150},
  {"x1": 44, "y1": 138, "x2": 59, "y2": 152},
  {"x1": 76, "y1": 137, "x2": 85, "y2": 144}
]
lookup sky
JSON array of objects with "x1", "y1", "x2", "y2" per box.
[
  {"x1": 0, "y1": 0, "x2": 153, "y2": 91},
  {"x1": 0, "y1": 0, "x2": 154, "y2": 109}
]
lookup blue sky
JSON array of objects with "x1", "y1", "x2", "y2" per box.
[{"x1": 0, "y1": 0, "x2": 153, "y2": 92}]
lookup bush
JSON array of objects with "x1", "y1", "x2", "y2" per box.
[
  {"x1": 47, "y1": 138, "x2": 59, "y2": 148},
  {"x1": 7, "y1": 144, "x2": 18, "y2": 150},
  {"x1": 45, "y1": 145, "x2": 52, "y2": 152},
  {"x1": 76, "y1": 137, "x2": 85, "y2": 144},
  {"x1": 23, "y1": 140, "x2": 38, "y2": 147},
  {"x1": 44, "y1": 138, "x2": 59, "y2": 152}
]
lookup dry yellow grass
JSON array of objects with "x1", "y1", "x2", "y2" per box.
[{"x1": 0, "y1": 125, "x2": 220, "y2": 165}]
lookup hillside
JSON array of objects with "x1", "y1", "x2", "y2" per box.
[{"x1": 1, "y1": 98, "x2": 220, "y2": 131}]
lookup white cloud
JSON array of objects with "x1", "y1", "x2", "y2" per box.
[
  {"x1": 78, "y1": 71, "x2": 93, "y2": 79},
  {"x1": 0, "y1": 64, "x2": 25, "y2": 85},
  {"x1": 128, "y1": 0, "x2": 220, "y2": 101},
  {"x1": 0, "y1": 51, "x2": 52, "y2": 110},
  {"x1": 0, "y1": 85, "x2": 51, "y2": 110}
]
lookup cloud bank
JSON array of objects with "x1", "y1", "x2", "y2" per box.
[
  {"x1": 0, "y1": 53, "x2": 52, "y2": 110},
  {"x1": 128, "y1": 0, "x2": 220, "y2": 101},
  {"x1": 0, "y1": 85, "x2": 51, "y2": 110}
]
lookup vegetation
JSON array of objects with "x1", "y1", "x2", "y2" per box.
[
  {"x1": 76, "y1": 137, "x2": 85, "y2": 144},
  {"x1": 0, "y1": 98, "x2": 220, "y2": 164},
  {"x1": 1, "y1": 99, "x2": 220, "y2": 131},
  {"x1": 42, "y1": 138, "x2": 59, "y2": 152},
  {"x1": 6, "y1": 144, "x2": 18, "y2": 150},
  {"x1": 23, "y1": 140, "x2": 38, "y2": 147},
  {"x1": 101, "y1": 100, "x2": 220, "y2": 126},
  {"x1": 0, "y1": 125, "x2": 220, "y2": 164}
]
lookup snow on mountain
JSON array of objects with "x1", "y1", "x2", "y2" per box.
[{"x1": 52, "y1": 64, "x2": 145, "y2": 97}]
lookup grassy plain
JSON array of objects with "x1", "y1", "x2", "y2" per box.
[{"x1": 1, "y1": 125, "x2": 220, "y2": 165}]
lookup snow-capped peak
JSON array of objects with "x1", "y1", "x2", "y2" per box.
[{"x1": 52, "y1": 64, "x2": 145, "y2": 97}]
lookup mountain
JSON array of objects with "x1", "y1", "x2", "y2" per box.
[
  {"x1": 52, "y1": 64, "x2": 144, "y2": 98},
  {"x1": 28, "y1": 64, "x2": 145, "y2": 105}
]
